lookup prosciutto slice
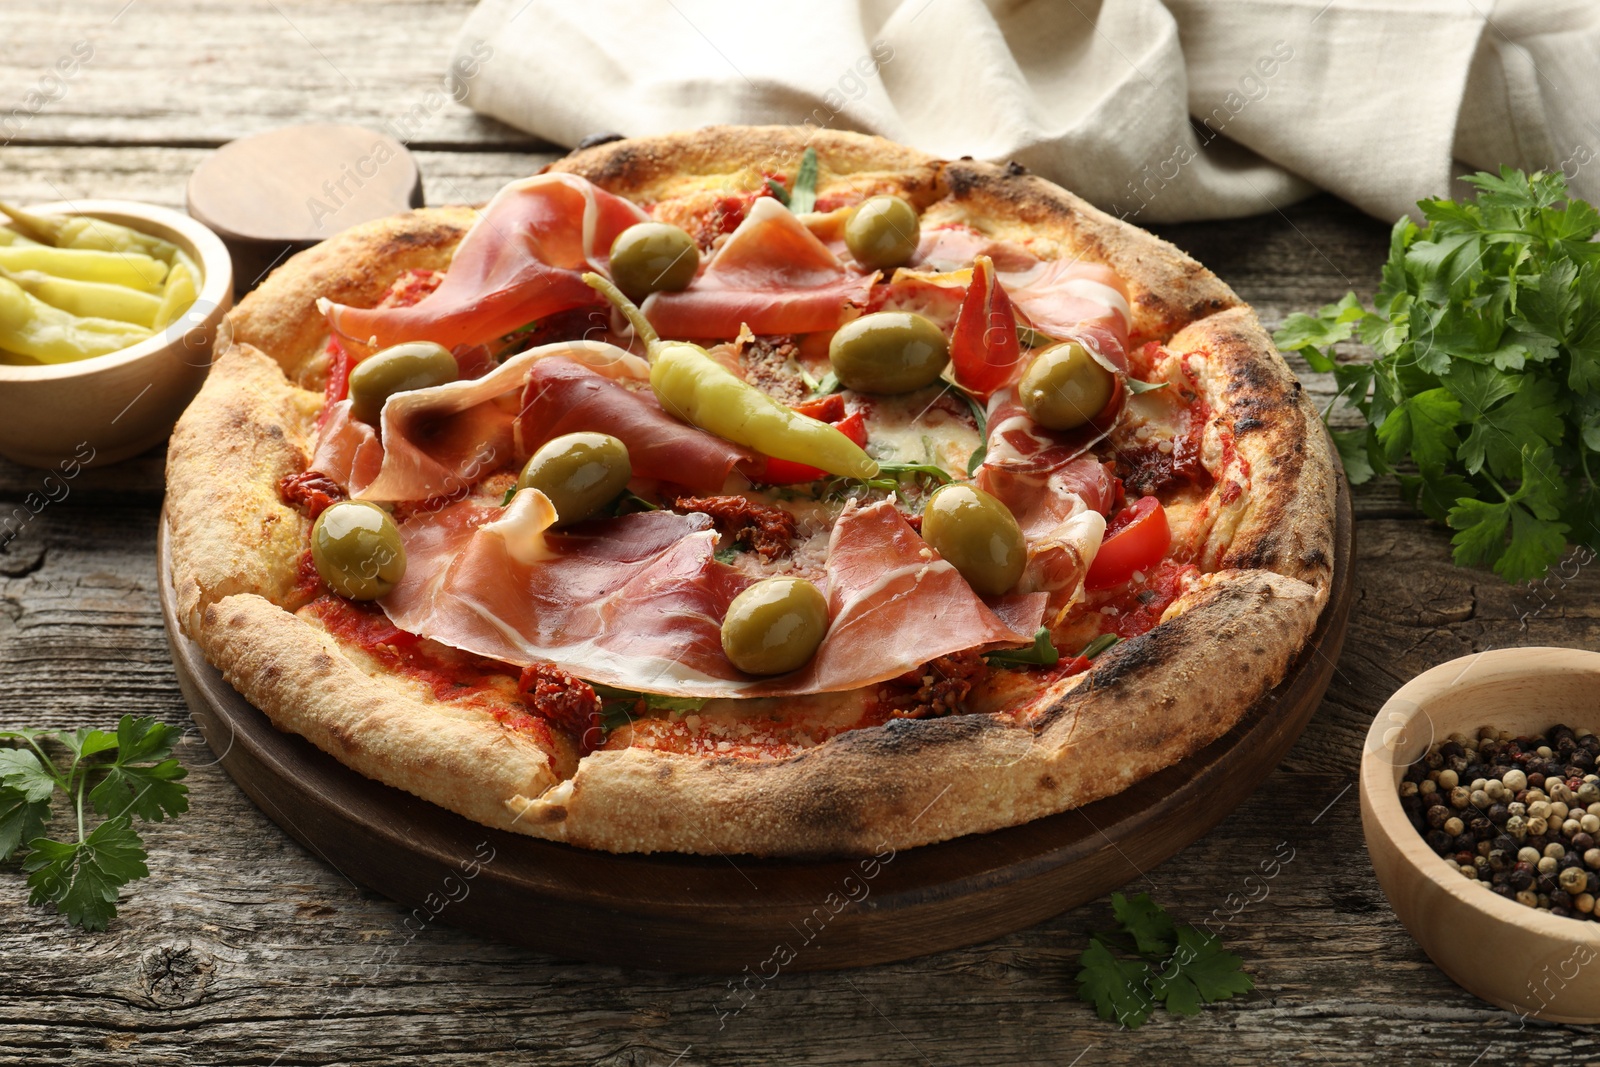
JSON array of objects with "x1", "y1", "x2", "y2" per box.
[
  {"x1": 305, "y1": 340, "x2": 647, "y2": 501},
  {"x1": 1004, "y1": 259, "x2": 1132, "y2": 373},
  {"x1": 914, "y1": 227, "x2": 1132, "y2": 346},
  {"x1": 517, "y1": 358, "x2": 752, "y2": 493},
  {"x1": 319, "y1": 173, "x2": 648, "y2": 352},
  {"x1": 380, "y1": 496, "x2": 1036, "y2": 698},
  {"x1": 642, "y1": 197, "x2": 875, "y2": 338},
  {"x1": 896, "y1": 229, "x2": 1133, "y2": 395},
  {"x1": 978, "y1": 388, "x2": 1116, "y2": 596}
]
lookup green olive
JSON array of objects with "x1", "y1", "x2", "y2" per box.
[
  {"x1": 828, "y1": 312, "x2": 949, "y2": 394},
  {"x1": 1017, "y1": 342, "x2": 1116, "y2": 431},
  {"x1": 921, "y1": 484, "x2": 1026, "y2": 597},
  {"x1": 347, "y1": 341, "x2": 458, "y2": 426},
  {"x1": 516, "y1": 431, "x2": 632, "y2": 526},
  {"x1": 720, "y1": 577, "x2": 830, "y2": 675},
  {"x1": 311, "y1": 500, "x2": 406, "y2": 600},
  {"x1": 608, "y1": 222, "x2": 700, "y2": 302},
  {"x1": 844, "y1": 195, "x2": 920, "y2": 271}
]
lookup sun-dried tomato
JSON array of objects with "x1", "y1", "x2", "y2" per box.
[
  {"x1": 517, "y1": 663, "x2": 603, "y2": 754},
  {"x1": 673, "y1": 495, "x2": 798, "y2": 561},
  {"x1": 278, "y1": 471, "x2": 345, "y2": 521},
  {"x1": 877, "y1": 651, "x2": 988, "y2": 719}
]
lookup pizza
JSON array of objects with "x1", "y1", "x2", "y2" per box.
[{"x1": 166, "y1": 126, "x2": 1335, "y2": 857}]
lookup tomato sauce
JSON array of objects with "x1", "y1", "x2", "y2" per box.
[{"x1": 1085, "y1": 559, "x2": 1200, "y2": 639}]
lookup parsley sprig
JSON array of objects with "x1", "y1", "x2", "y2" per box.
[
  {"x1": 0, "y1": 716, "x2": 189, "y2": 930},
  {"x1": 1275, "y1": 167, "x2": 1600, "y2": 581},
  {"x1": 1076, "y1": 892, "x2": 1253, "y2": 1029}
]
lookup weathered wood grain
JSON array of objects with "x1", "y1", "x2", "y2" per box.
[
  {"x1": 0, "y1": 145, "x2": 563, "y2": 217},
  {"x1": 0, "y1": 1, "x2": 549, "y2": 151}
]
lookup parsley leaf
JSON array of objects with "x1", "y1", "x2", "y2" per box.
[
  {"x1": 0, "y1": 786, "x2": 49, "y2": 862},
  {"x1": 23, "y1": 816, "x2": 148, "y2": 932},
  {"x1": 0, "y1": 746, "x2": 58, "y2": 803},
  {"x1": 0, "y1": 715, "x2": 189, "y2": 929},
  {"x1": 1447, "y1": 445, "x2": 1571, "y2": 581},
  {"x1": 1274, "y1": 167, "x2": 1600, "y2": 582},
  {"x1": 1075, "y1": 893, "x2": 1252, "y2": 1029},
  {"x1": 1149, "y1": 926, "x2": 1254, "y2": 1016},
  {"x1": 88, "y1": 718, "x2": 189, "y2": 822},
  {"x1": 1112, "y1": 891, "x2": 1175, "y2": 956},
  {"x1": 1375, "y1": 388, "x2": 1460, "y2": 472},
  {"x1": 1077, "y1": 937, "x2": 1156, "y2": 1029}
]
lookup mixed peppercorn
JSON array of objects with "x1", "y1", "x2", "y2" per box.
[{"x1": 1400, "y1": 725, "x2": 1600, "y2": 920}]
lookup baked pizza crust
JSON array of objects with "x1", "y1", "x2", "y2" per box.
[
  {"x1": 198, "y1": 592, "x2": 561, "y2": 832},
  {"x1": 166, "y1": 125, "x2": 1338, "y2": 857},
  {"x1": 510, "y1": 569, "x2": 1318, "y2": 855}
]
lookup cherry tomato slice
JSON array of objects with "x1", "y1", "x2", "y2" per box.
[
  {"x1": 1084, "y1": 496, "x2": 1170, "y2": 590},
  {"x1": 755, "y1": 411, "x2": 868, "y2": 484}
]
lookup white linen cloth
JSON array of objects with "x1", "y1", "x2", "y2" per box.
[{"x1": 452, "y1": 0, "x2": 1600, "y2": 222}]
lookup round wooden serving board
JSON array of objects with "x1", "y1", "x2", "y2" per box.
[{"x1": 159, "y1": 472, "x2": 1353, "y2": 972}]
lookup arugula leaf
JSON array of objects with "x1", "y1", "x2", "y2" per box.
[
  {"x1": 1016, "y1": 325, "x2": 1056, "y2": 349},
  {"x1": 983, "y1": 628, "x2": 1059, "y2": 669},
  {"x1": 876, "y1": 461, "x2": 953, "y2": 486},
  {"x1": 956, "y1": 388, "x2": 989, "y2": 476},
  {"x1": 789, "y1": 147, "x2": 819, "y2": 215},
  {"x1": 1124, "y1": 377, "x2": 1169, "y2": 395},
  {"x1": 1079, "y1": 633, "x2": 1120, "y2": 660},
  {"x1": 811, "y1": 370, "x2": 841, "y2": 396},
  {"x1": 591, "y1": 683, "x2": 712, "y2": 735},
  {"x1": 23, "y1": 816, "x2": 148, "y2": 932},
  {"x1": 764, "y1": 177, "x2": 791, "y2": 206},
  {"x1": 1274, "y1": 167, "x2": 1600, "y2": 582}
]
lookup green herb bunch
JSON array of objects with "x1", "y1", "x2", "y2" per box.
[
  {"x1": 1076, "y1": 892, "x2": 1253, "y2": 1029},
  {"x1": 1275, "y1": 167, "x2": 1600, "y2": 581},
  {"x1": 1, "y1": 716, "x2": 189, "y2": 929}
]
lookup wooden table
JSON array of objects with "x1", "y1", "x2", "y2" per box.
[{"x1": 3, "y1": 3, "x2": 1598, "y2": 1063}]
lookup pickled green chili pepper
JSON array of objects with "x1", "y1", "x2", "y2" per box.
[
  {"x1": 0, "y1": 265, "x2": 161, "y2": 327},
  {"x1": 154, "y1": 258, "x2": 199, "y2": 329},
  {"x1": 582, "y1": 272, "x2": 879, "y2": 480},
  {"x1": 0, "y1": 245, "x2": 166, "y2": 292},
  {"x1": 0, "y1": 277, "x2": 152, "y2": 362},
  {"x1": 0, "y1": 202, "x2": 180, "y2": 262}
]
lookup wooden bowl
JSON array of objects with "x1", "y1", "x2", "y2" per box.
[
  {"x1": 0, "y1": 200, "x2": 232, "y2": 469},
  {"x1": 1360, "y1": 647, "x2": 1600, "y2": 1023}
]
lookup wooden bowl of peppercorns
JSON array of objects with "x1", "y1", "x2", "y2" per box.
[{"x1": 1360, "y1": 647, "x2": 1600, "y2": 1023}]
